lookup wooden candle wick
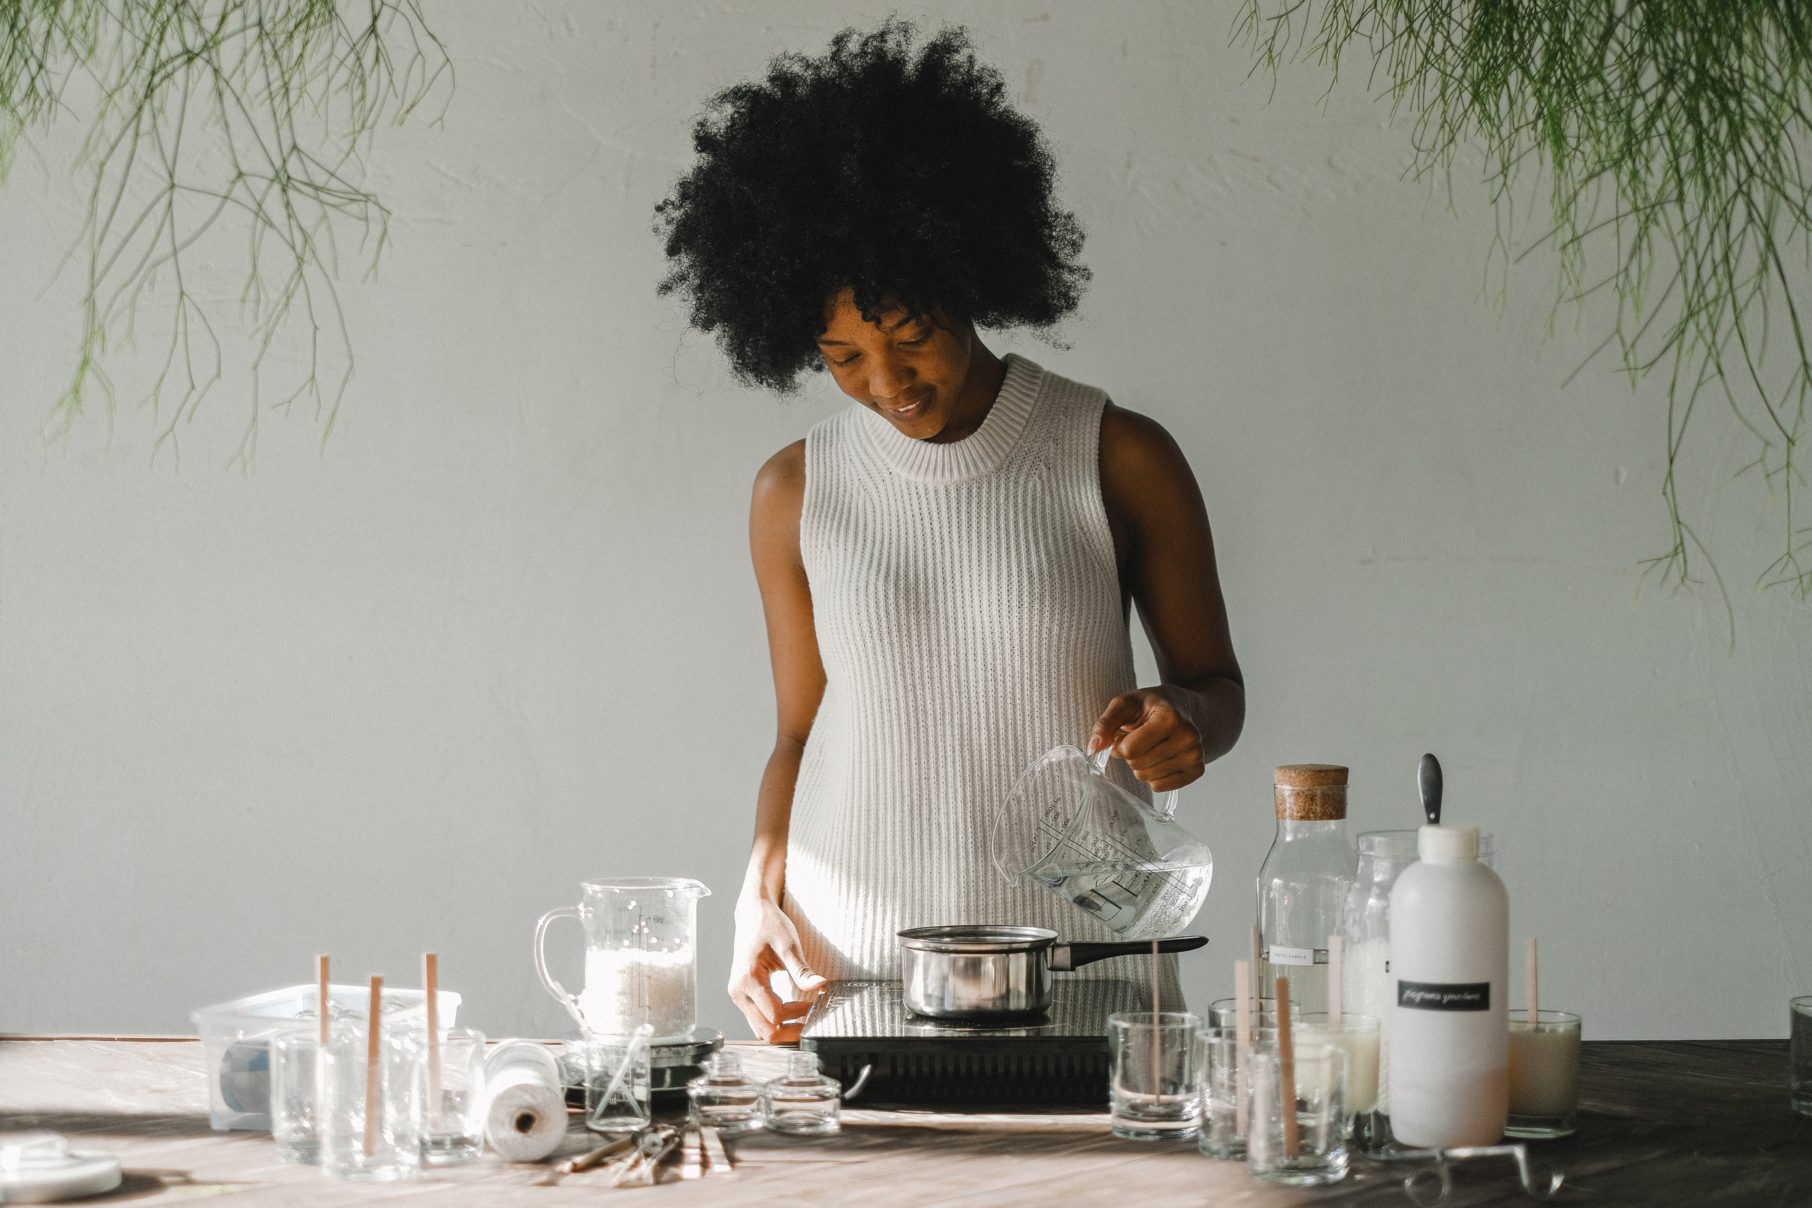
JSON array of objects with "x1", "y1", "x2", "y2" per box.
[
  {"x1": 364, "y1": 976, "x2": 383, "y2": 1159},
  {"x1": 1327, "y1": 935, "x2": 1343, "y2": 1025},
  {"x1": 1249, "y1": 925, "x2": 1262, "y2": 1019},
  {"x1": 1234, "y1": 960, "x2": 1252, "y2": 1136},
  {"x1": 424, "y1": 953, "x2": 441, "y2": 1120},
  {"x1": 1149, "y1": 939, "x2": 1162, "y2": 1101},
  {"x1": 316, "y1": 955, "x2": 330, "y2": 1047},
  {"x1": 1275, "y1": 975, "x2": 1299, "y2": 1159},
  {"x1": 1527, "y1": 938, "x2": 1539, "y2": 1027}
]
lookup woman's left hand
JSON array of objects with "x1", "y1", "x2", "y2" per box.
[{"x1": 1088, "y1": 687, "x2": 1206, "y2": 792}]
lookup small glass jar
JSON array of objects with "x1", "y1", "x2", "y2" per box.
[
  {"x1": 688, "y1": 1051, "x2": 764, "y2": 1134},
  {"x1": 320, "y1": 1026, "x2": 426, "y2": 1182},
  {"x1": 270, "y1": 1024, "x2": 329, "y2": 1164},
  {"x1": 762, "y1": 1051, "x2": 841, "y2": 1136},
  {"x1": 421, "y1": 1026, "x2": 487, "y2": 1163}
]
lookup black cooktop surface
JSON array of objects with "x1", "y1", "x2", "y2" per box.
[{"x1": 799, "y1": 978, "x2": 1168, "y2": 1108}]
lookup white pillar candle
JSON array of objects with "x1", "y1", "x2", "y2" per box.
[{"x1": 1298, "y1": 1014, "x2": 1380, "y2": 1114}]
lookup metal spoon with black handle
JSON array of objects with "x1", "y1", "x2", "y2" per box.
[{"x1": 1419, "y1": 753, "x2": 1442, "y2": 825}]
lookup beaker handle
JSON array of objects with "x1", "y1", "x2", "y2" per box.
[
  {"x1": 1090, "y1": 746, "x2": 1182, "y2": 817},
  {"x1": 534, "y1": 905, "x2": 587, "y2": 1030}
]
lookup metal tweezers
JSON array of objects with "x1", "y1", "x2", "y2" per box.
[
  {"x1": 1369, "y1": 1143, "x2": 1566, "y2": 1205},
  {"x1": 611, "y1": 1125, "x2": 681, "y2": 1188}
]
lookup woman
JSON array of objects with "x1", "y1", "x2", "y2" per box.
[{"x1": 656, "y1": 21, "x2": 1243, "y2": 1042}]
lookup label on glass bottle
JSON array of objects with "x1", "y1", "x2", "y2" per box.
[
  {"x1": 1265, "y1": 945, "x2": 1319, "y2": 967},
  {"x1": 1397, "y1": 980, "x2": 1491, "y2": 1011}
]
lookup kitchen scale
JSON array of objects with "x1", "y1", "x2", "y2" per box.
[{"x1": 800, "y1": 978, "x2": 1173, "y2": 1108}]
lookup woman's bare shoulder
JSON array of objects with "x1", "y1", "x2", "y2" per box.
[
  {"x1": 751, "y1": 439, "x2": 808, "y2": 559},
  {"x1": 1098, "y1": 401, "x2": 1196, "y2": 494},
  {"x1": 753, "y1": 439, "x2": 807, "y2": 503}
]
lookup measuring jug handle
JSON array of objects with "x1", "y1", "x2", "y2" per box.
[
  {"x1": 1089, "y1": 745, "x2": 1182, "y2": 817},
  {"x1": 533, "y1": 906, "x2": 587, "y2": 1030}
]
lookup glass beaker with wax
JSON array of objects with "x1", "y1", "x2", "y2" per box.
[
  {"x1": 991, "y1": 745, "x2": 1212, "y2": 940},
  {"x1": 535, "y1": 878, "x2": 710, "y2": 1041}
]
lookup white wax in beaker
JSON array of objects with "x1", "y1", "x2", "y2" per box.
[
  {"x1": 578, "y1": 947, "x2": 696, "y2": 1040},
  {"x1": 1300, "y1": 1024, "x2": 1380, "y2": 1115},
  {"x1": 1344, "y1": 937, "x2": 1393, "y2": 1110}
]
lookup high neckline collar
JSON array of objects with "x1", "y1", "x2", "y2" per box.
[{"x1": 855, "y1": 353, "x2": 1043, "y2": 482}]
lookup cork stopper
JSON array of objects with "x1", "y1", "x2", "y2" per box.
[{"x1": 1274, "y1": 763, "x2": 1349, "y2": 820}]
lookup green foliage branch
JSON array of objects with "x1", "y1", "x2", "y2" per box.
[
  {"x1": 1, "y1": 0, "x2": 450, "y2": 465},
  {"x1": 1239, "y1": 0, "x2": 1812, "y2": 600}
]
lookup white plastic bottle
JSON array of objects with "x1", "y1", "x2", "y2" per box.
[{"x1": 1388, "y1": 823, "x2": 1508, "y2": 1147}]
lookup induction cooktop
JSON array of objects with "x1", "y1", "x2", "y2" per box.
[{"x1": 799, "y1": 978, "x2": 1179, "y2": 1108}]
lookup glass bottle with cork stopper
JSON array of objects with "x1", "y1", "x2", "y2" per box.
[{"x1": 1257, "y1": 764, "x2": 1354, "y2": 1016}]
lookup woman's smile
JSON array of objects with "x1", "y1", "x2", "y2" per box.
[{"x1": 881, "y1": 391, "x2": 932, "y2": 422}]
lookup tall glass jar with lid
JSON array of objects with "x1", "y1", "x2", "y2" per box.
[{"x1": 1257, "y1": 764, "x2": 1354, "y2": 1016}]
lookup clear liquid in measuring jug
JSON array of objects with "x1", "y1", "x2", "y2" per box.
[{"x1": 1029, "y1": 858, "x2": 1209, "y2": 939}]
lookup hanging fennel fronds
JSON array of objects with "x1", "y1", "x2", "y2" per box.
[
  {"x1": 1, "y1": 0, "x2": 451, "y2": 466},
  {"x1": 1238, "y1": 1, "x2": 1812, "y2": 600}
]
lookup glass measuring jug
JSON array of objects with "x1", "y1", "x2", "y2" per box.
[
  {"x1": 990, "y1": 745, "x2": 1212, "y2": 939},
  {"x1": 534, "y1": 878, "x2": 710, "y2": 1042}
]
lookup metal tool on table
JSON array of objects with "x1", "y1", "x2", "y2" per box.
[
  {"x1": 677, "y1": 1126, "x2": 704, "y2": 1181},
  {"x1": 1372, "y1": 1143, "x2": 1565, "y2": 1205},
  {"x1": 531, "y1": 1135, "x2": 636, "y2": 1186},
  {"x1": 698, "y1": 1125, "x2": 734, "y2": 1178},
  {"x1": 612, "y1": 1125, "x2": 681, "y2": 1188}
]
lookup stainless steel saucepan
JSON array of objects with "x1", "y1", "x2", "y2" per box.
[{"x1": 898, "y1": 925, "x2": 1208, "y2": 1021}]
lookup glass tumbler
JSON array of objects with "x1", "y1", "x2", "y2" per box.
[
  {"x1": 422, "y1": 1027, "x2": 486, "y2": 1163},
  {"x1": 1197, "y1": 1025, "x2": 1278, "y2": 1159},
  {"x1": 1294, "y1": 1012, "x2": 1380, "y2": 1151},
  {"x1": 1247, "y1": 1042, "x2": 1348, "y2": 1186},
  {"x1": 320, "y1": 1027, "x2": 426, "y2": 1182},
  {"x1": 1794, "y1": 997, "x2": 1812, "y2": 1118},
  {"x1": 1507, "y1": 1010, "x2": 1582, "y2": 1137},
  {"x1": 270, "y1": 1026, "x2": 329, "y2": 1164},
  {"x1": 1108, "y1": 1011, "x2": 1201, "y2": 1141}
]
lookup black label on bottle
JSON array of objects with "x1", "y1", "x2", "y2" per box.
[{"x1": 1397, "y1": 980, "x2": 1491, "y2": 1011}]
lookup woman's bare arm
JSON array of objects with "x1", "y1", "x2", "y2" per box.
[
  {"x1": 731, "y1": 439, "x2": 830, "y2": 1041},
  {"x1": 1092, "y1": 404, "x2": 1245, "y2": 790}
]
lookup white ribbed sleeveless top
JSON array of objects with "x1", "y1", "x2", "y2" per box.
[{"x1": 784, "y1": 354, "x2": 1142, "y2": 979}]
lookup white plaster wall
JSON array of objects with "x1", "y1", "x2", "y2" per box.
[{"x1": 2, "y1": 1, "x2": 1807, "y2": 1042}]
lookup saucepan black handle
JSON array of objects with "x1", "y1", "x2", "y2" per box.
[{"x1": 1050, "y1": 935, "x2": 1208, "y2": 972}]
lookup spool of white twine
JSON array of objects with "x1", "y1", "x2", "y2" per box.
[{"x1": 480, "y1": 1040, "x2": 567, "y2": 1162}]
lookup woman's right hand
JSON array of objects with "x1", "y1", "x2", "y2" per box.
[{"x1": 729, "y1": 895, "x2": 828, "y2": 1043}]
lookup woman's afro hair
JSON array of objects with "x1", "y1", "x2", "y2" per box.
[{"x1": 654, "y1": 19, "x2": 1088, "y2": 392}]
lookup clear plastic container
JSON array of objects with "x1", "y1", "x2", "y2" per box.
[{"x1": 191, "y1": 983, "x2": 459, "y2": 1131}]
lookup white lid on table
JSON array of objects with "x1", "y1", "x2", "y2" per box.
[{"x1": 0, "y1": 1133, "x2": 123, "y2": 1203}]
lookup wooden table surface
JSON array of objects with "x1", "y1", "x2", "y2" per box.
[{"x1": 1, "y1": 1037, "x2": 1805, "y2": 1206}]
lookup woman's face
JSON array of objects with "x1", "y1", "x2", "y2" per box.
[{"x1": 816, "y1": 289, "x2": 994, "y2": 442}]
